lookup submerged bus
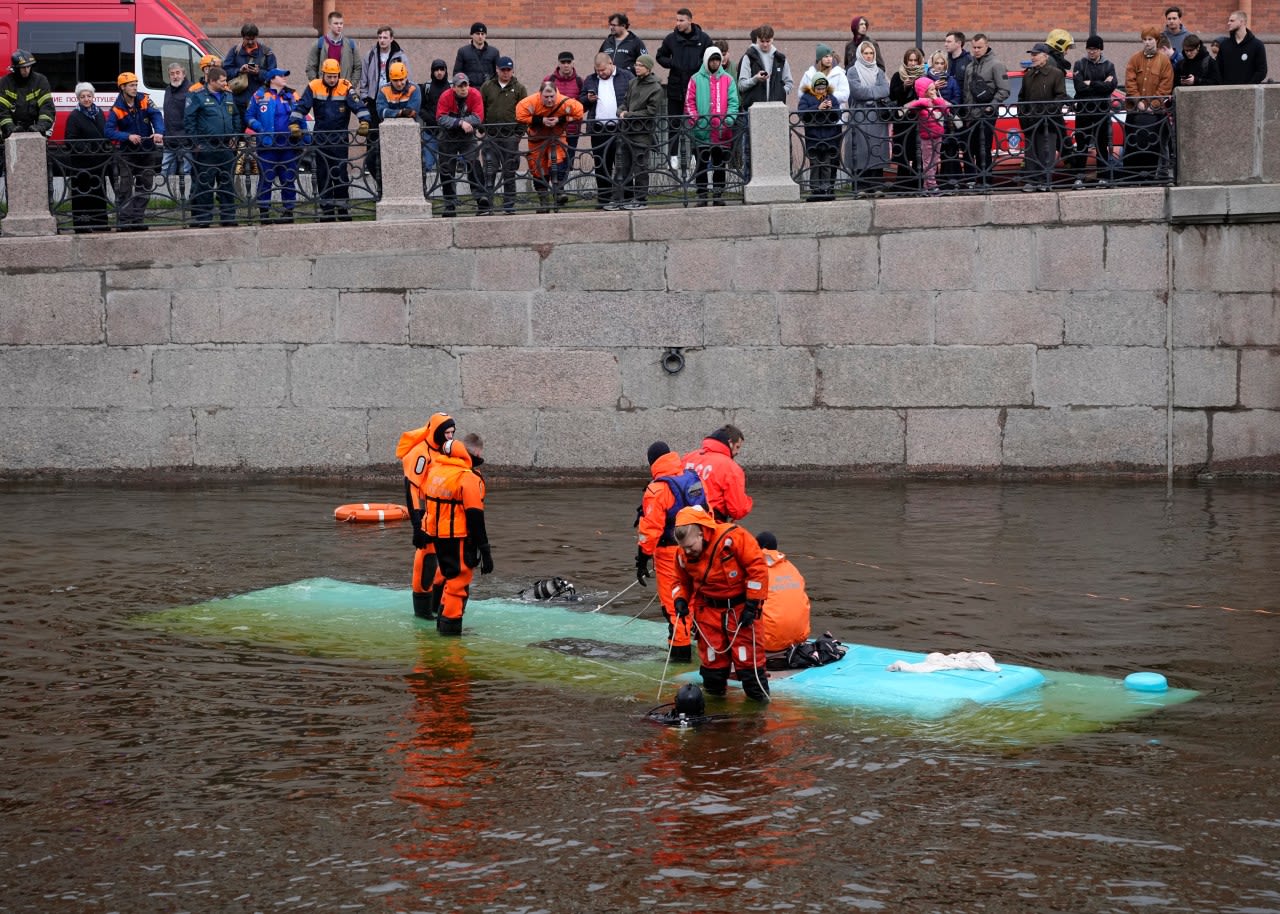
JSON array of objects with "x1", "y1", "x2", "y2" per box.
[{"x1": 1, "y1": 0, "x2": 219, "y2": 138}]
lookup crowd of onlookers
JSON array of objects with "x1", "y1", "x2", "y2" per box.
[{"x1": 1, "y1": 5, "x2": 1272, "y2": 228}]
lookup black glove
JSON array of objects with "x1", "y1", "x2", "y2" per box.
[
  {"x1": 478, "y1": 544, "x2": 494, "y2": 575},
  {"x1": 1, "y1": 124, "x2": 12, "y2": 140},
  {"x1": 674, "y1": 598, "x2": 689, "y2": 620},
  {"x1": 412, "y1": 526, "x2": 430, "y2": 549},
  {"x1": 739, "y1": 600, "x2": 762, "y2": 628},
  {"x1": 635, "y1": 548, "x2": 650, "y2": 587}
]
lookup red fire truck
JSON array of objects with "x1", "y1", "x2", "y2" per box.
[{"x1": 1, "y1": 0, "x2": 219, "y2": 138}]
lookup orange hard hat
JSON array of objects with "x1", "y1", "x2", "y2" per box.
[
  {"x1": 389, "y1": 61, "x2": 408, "y2": 80},
  {"x1": 117, "y1": 71, "x2": 139, "y2": 87}
]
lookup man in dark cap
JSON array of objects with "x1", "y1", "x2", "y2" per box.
[
  {"x1": 1018, "y1": 42, "x2": 1067, "y2": 192},
  {"x1": 635, "y1": 441, "x2": 707, "y2": 662},
  {"x1": 455, "y1": 22, "x2": 502, "y2": 88},
  {"x1": 1069, "y1": 35, "x2": 1117, "y2": 186}
]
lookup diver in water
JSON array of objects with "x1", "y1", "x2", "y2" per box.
[
  {"x1": 518, "y1": 577, "x2": 580, "y2": 602},
  {"x1": 645, "y1": 683, "x2": 730, "y2": 727}
]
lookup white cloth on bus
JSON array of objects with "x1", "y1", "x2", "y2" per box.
[{"x1": 886, "y1": 651, "x2": 1000, "y2": 674}]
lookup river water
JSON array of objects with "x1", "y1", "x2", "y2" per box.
[{"x1": 1, "y1": 478, "x2": 1278, "y2": 914}]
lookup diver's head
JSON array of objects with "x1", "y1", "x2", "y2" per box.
[{"x1": 675, "y1": 683, "x2": 705, "y2": 717}]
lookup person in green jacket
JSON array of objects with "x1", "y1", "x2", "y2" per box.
[{"x1": 614, "y1": 53, "x2": 663, "y2": 210}]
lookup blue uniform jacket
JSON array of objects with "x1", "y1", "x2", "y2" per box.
[
  {"x1": 183, "y1": 87, "x2": 245, "y2": 150},
  {"x1": 247, "y1": 86, "x2": 306, "y2": 146},
  {"x1": 105, "y1": 92, "x2": 164, "y2": 150},
  {"x1": 377, "y1": 82, "x2": 422, "y2": 121},
  {"x1": 290, "y1": 78, "x2": 369, "y2": 138}
]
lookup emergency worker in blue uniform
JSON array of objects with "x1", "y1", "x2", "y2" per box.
[{"x1": 290, "y1": 58, "x2": 370, "y2": 221}]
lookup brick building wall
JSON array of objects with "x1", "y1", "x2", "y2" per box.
[{"x1": 201, "y1": 0, "x2": 1275, "y2": 42}]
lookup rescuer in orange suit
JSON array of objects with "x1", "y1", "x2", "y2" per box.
[
  {"x1": 683, "y1": 423, "x2": 752, "y2": 522},
  {"x1": 423, "y1": 437, "x2": 492, "y2": 636},
  {"x1": 635, "y1": 441, "x2": 707, "y2": 663},
  {"x1": 755, "y1": 531, "x2": 812, "y2": 654},
  {"x1": 670, "y1": 505, "x2": 771, "y2": 701},
  {"x1": 396, "y1": 412, "x2": 455, "y2": 620}
]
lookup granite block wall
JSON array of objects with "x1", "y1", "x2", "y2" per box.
[{"x1": 2, "y1": 188, "x2": 1278, "y2": 476}]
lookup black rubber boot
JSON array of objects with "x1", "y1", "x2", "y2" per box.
[
  {"x1": 436, "y1": 615, "x2": 463, "y2": 636},
  {"x1": 670, "y1": 644, "x2": 693, "y2": 663},
  {"x1": 739, "y1": 666, "x2": 771, "y2": 702},
  {"x1": 412, "y1": 591, "x2": 436, "y2": 620},
  {"x1": 700, "y1": 666, "x2": 729, "y2": 696}
]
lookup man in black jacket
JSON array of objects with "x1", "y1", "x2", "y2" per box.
[
  {"x1": 161, "y1": 61, "x2": 191, "y2": 195},
  {"x1": 454, "y1": 22, "x2": 501, "y2": 88},
  {"x1": 601, "y1": 12, "x2": 648, "y2": 75},
  {"x1": 1069, "y1": 35, "x2": 1118, "y2": 186},
  {"x1": 1218, "y1": 10, "x2": 1267, "y2": 84},
  {"x1": 656, "y1": 7, "x2": 711, "y2": 164}
]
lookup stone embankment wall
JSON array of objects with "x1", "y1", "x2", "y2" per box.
[{"x1": 2, "y1": 187, "x2": 1277, "y2": 477}]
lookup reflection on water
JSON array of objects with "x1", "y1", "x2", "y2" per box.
[{"x1": 1, "y1": 478, "x2": 1278, "y2": 912}]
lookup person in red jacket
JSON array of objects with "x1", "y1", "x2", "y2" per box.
[
  {"x1": 683, "y1": 424, "x2": 752, "y2": 521},
  {"x1": 635, "y1": 441, "x2": 707, "y2": 662},
  {"x1": 396, "y1": 412, "x2": 455, "y2": 620},
  {"x1": 670, "y1": 505, "x2": 770, "y2": 701}
]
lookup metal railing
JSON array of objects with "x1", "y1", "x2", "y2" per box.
[
  {"x1": 31, "y1": 97, "x2": 1180, "y2": 231},
  {"x1": 789, "y1": 95, "x2": 1175, "y2": 198},
  {"x1": 47, "y1": 131, "x2": 379, "y2": 232}
]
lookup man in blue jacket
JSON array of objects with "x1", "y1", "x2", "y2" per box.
[
  {"x1": 184, "y1": 67, "x2": 243, "y2": 227},
  {"x1": 105, "y1": 71, "x2": 164, "y2": 231},
  {"x1": 290, "y1": 58, "x2": 370, "y2": 221},
  {"x1": 222, "y1": 22, "x2": 277, "y2": 110},
  {"x1": 247, "y1": 68, "x2": 302, "y2": 223}
]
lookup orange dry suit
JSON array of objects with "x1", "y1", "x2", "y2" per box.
[
  {"x1": 759, "y1": 548, "x2": 812, "y2": 653},
  {"x1": 423, "y1": 439, "x2": 490, "y2": 631},
  {"x1": 397, "y1": 412, "x2": 455, "y2": 619},
  {"x1": 637, "y1": 450, "x2": 706, "y2": 652},
  {"x1": 670, "y1": 506, "x2": 770, "y2": 700}
]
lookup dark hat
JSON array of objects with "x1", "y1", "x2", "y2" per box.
[
  {"x1": 636, "y1": 53, "x2": 656, "y2": 70},
  {"x1": 812, "y1": 75, "x2": 830, "y2": 88},
  {"x1": 262, "y1": 67, "x2": 290, "y2": 80},
  {"x1": 646, "y1": 441, "x2": 671, "y2": 466},
  {"x1": 470, "y1": 21, "x2": 487, "y2": 34},
  {"x1": 1086, "y1": 34, "x2": 1105, "y2": 50},
  {"x1": 756, "y1": 531, "x2": 778, "y2": 550},
  {"x1": 1027, "y1": 42, "x2": 1053, "y2": 54},
  {"x1": 452, "y1": 73, "x2": 470, "y2": 85},
  {"x1": 558, "y1": 50, "x2": 574, "y2": 62},
  {"x1": 497, "y1": 55, "x2": 515, "y2": 69}
]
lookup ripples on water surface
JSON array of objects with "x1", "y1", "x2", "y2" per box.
[{"x1": 1, "y1": 479, "x2": 1278, "y2": 913}]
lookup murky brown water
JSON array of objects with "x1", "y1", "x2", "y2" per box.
[{"x1": 2, "y1": 478, "x2": 1278, "y2": 913}]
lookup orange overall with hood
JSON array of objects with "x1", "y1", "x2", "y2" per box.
[
  {"x1": 423, "y1": 440, "x2": 487, "y2": 624},
  {"x1": 637, "y1": 450, "x2": 695, "y2": 650},
  {"x1": 760, "y1": 548, "x2": 812, "y2": 653},
  {"x1": 397, "y1": 412, "x2": 455, "y2": 619},
  {"x1": 670, "y1": 507, "x2": 769, "y2": 685}
]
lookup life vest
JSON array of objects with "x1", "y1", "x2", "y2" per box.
[
  {"x1": 658, "y1": 469, "x2": 706, "y2": 545},
  {"x1": 422, "y1": 446, "x2": 477, "y2": 539}
]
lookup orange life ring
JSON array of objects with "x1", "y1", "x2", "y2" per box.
[{"x1": 334, "y1": 503, "x2": 410, "y2": 523}]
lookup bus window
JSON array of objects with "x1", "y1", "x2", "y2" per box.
[
  {"x1": 81, "y1": 42, "x2": 130, "y2": 91},
  {"x1": 18, "y1": 21, "x2": 132, "y2": 92},
  {"x1": 141, "y1": 37, "x2": 204, "y2": 90}
]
